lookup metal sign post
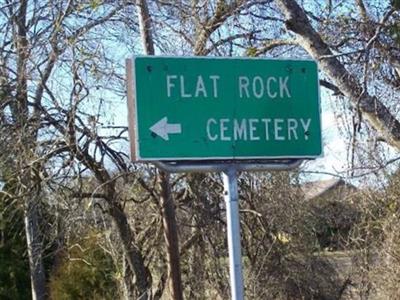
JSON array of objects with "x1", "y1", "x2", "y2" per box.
[
  {"x1": 126, "y1": 56, "x2": 322, "y2": 300},
  {"x1": 151, "y1": 160, "x2": 303, "y2": 300},
  {"x1": 223, "y1": 167, "x2": 244, "y2": 300}
]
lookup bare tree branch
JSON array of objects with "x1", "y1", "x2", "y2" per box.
[{"x1": 276, "y1": 0, "x2": 400, "y2": 150}]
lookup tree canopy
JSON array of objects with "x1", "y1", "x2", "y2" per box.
[{"x1": 1, "y1": 0, "x2": 400, "y2": 299}]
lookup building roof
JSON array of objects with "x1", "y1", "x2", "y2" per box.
[{"x1": 301, "y1": 178, "x2": 349, "y2": 200}]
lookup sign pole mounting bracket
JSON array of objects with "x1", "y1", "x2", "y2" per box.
[{"x1": 153, "y1": 159, "x2": 303, "y2": 173}]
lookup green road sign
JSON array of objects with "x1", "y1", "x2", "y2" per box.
[{"x1": 126, "y1": 56, "x2": 322, "y2": 161}]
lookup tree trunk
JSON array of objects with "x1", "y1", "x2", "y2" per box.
[
  {"x1": 159, "y1": 171, "x2": 184, "y2": 300},
  {"x1": 109, "y1": 202, "x2": 151, "y2": 299},
  {"x1": 121, "y1": 254, "x2": 136, "y2": 300},
  {"x1": 136, "y1": 0, "x2": 155, "y2": 55},
  {"x1": 24, "y1": 197, "x2": 46, "y2": 300},
  {"x1": 14, "y1": 1, "x2": 48, "y2": 298},
  {"x1": 135, "y1": 1, "x2": 184, "y2": 299}
]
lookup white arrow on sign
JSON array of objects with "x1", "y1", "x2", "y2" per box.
[{"x1": 150, "y1": 117, "x2": 182, "y2": 141}]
